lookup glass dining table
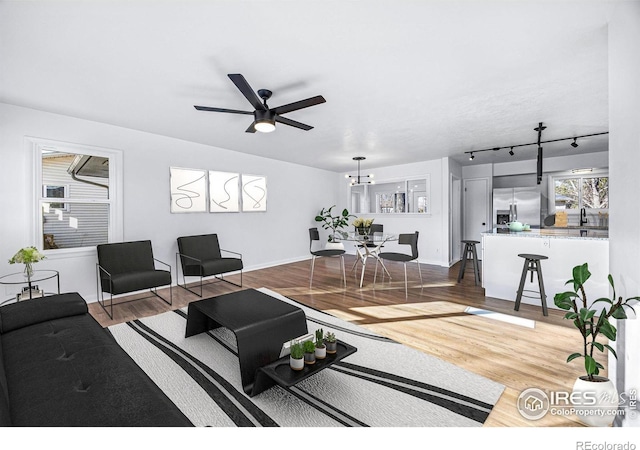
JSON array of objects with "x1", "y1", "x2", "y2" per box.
[{"x1": 343, "y1": 232, "x2": 398, "y2": 288}]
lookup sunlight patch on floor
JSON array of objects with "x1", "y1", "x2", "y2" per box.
[
  {"x1": 347, "y1": 301, "x2": 464, "y2": 319},
  {"x1": 464, "y1": 306, "x2": 536, "y2": 328}
]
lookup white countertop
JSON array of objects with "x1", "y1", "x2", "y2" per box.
[{"x1": 482, "y1": 228, "x2": 608, "y2": 240}]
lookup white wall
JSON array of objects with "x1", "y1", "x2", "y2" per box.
[
  {"x1": 339, "y1": 157, "x2": 448, "y2": 266},
  {"x1": 493, "y1": 151, "x2": 608, "y2": 177},
  {"x1": 608, "y1": 1, "x2": 640, "y2": 427},
  {"x1": 0, "y1": 103, "x2": 339, "y2": 302}
]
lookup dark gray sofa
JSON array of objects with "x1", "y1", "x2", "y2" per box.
[{"x1": 0, "y1": 292, "x2": 192, "y2": 427}]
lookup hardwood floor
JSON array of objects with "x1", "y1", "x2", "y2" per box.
[{"x1": 88, "y1": 255, "x2": 602, "y2": 427}]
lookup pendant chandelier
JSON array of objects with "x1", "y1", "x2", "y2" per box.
[{"x1": 345, "y1": 156, "x2": 374, "y2": 185}]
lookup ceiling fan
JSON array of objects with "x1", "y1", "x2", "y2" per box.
[{"x1": 194, "y1": 74, "x2": 326, "y2": 133}]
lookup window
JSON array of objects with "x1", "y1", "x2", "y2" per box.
[
  {"x1": 43, "y1": 184, "x2": 68, "y2": 210},
  {"x1": 554, "y1": 175, "x2": 609, "y2": 211},
  {"x1": 30, "y1": 138, "x2": 123, "y2": 253},
  {"x1": 349, "y1": 176, "x2": 430, "y2": 215}
]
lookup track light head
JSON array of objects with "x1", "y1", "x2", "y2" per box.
[
  {"x1": 469, "y1": 153, "x2": 475, "y2": 160},
  {"x1": 571, "y1": 138, "x2": 578, "y2": 148},
  {"x1": 509, "y1": 147, "x2": 514, "y2": 156}
]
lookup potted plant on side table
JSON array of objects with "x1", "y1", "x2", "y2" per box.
[
  {"x1": 289, "y1": 341, "x2": 305, "y2": 371},
  {"x1": 315, "y1": 205, "x2": 355, "y2": 250},
  {"x1": 554, "y1": 262, "x2": 639, "y2": 427},
  {"x1": 303, "y1": 340, "x2": 316, "y2": 365},
  {"x1": 324, "y1": 331, "x2": 338, "y2": 354},
  {"x1": 314, "y1": 328, "x2": 326, "y2": 360}
]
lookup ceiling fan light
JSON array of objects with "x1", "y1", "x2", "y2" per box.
[{"x1": 255, "y1": 120, "x2": 276, "y2": 133}]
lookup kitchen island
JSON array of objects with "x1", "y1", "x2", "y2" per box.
[{"x1": 481, "y1": 228, "x2": 609, "y2": 312}]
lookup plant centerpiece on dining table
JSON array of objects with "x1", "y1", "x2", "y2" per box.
[
  {"x1": 8, "y1": 246, "x2": 46, "y2": 279},
  {"x1": 554, "y1": 262, "x2": 639, "y2": 426},
  {"x1": 353, "y1": 217, "x2": 374, "y2": 237},
  {"x1": 315, "y1": 205, "x2": 355, "y2": 243}
]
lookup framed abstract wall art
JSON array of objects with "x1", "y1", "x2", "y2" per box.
[
  {"x1": 241, "y1": 174, "x2": 267, "y2": 212},
  {"x1": 209, "y1": 171, "x2": 240, "y2": 213},
  {"x1": 170, "y1": 167, "x2": 207, "y2": 213}
]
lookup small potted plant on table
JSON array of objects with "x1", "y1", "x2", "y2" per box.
[
  {"x1": 303, "y1": 339, "x2": 316, "y2": 365},
  {"x1": 289, "y1": 341, "x2": 304, "y2": 371},
  {"x1": 314, "y1": 328, "x2": 326, "y2": 360},
  {"x1": 324, "y1": 331, "x2": 337, "y2": 354}
]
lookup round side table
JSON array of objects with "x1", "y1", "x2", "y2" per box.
[{"x1": 0, "y1": 270, "x2": 60, "y2": 305}]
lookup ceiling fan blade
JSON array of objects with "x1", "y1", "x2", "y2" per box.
[
  {"x1": 275, "y1": 115, "x2": 313, "y2": 131},
  {"x1": 194, "y1": 105, "x2": 253, "y2": 115},
  {"x1": 228, "y1": 74, "x2": 266, "y2": 111},
  {"x1": 272, "y1": 95, "x2": 326, "y2": 115},
  {"x1": 245, "y1": 122, "x2": 257, "y2": 133}
]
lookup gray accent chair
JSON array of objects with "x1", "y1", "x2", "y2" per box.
[
  {"x1": 176, "y1": 234, "x2": 243, "y2": 297},
  {"x1": 96, "y1": 240, "x2": 172, "y2": 319},
  {"x1": 374, "y1": 231, "x2": 423, "y2": 298}
]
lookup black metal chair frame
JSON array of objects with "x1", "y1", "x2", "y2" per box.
[
  {"x1": 176, "y1": 248, "x2": 243, "y2": 297},
  {"x1": 309, "y1": 228, "x2": 346, "y2": 288},
  {"x1": 96, "y1": 258, "x2": 172, "y2": 320},
  {"x1": 374, "y1": 231, "x2": 423, "y2": 298}
]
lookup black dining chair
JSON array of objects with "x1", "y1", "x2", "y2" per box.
[
  {"x1": 374, "y1": 231, "x2": 422, "y2": 298},
  {"x1": 309, "y1": 227, "x2": 346, "y2": 288}
]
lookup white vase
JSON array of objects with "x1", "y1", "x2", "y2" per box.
[
  {"x1": 315, "y1": 345, "x2": 326, "y2": 360},
  {"x1": 325, "y1": 242, "x2": 344, "y2": 250},
  {"x1": 289, "y1": 356, "x2": 304, "y2": 371},
  {"x1": 571, "y1": 376, "x2": 620, "y2": 427}
]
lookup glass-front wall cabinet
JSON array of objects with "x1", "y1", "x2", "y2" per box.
[{"x1": 349, "y1": 176, "x2": 429, "y2": 215}]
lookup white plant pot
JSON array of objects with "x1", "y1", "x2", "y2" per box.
[
  {"x1": 289, "y1": 356, "x2": 304, "y2": 371},
  {"x1": 571, "y1": 376, "x2": 620, "y2": 427},
  {"x1": 315, "y1": 345, "x2": 326, "y2": 360},
  {"x1": 325, "y1": 242, "x2": 344, "y2": 250}
]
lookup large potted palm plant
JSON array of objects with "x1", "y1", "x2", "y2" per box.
[
  {"x1": 314, "y1": 205, "x2": 354, "y2": 249},
  {"x1": 554, "y1": 263, "x2": 638, "y2": 426}
]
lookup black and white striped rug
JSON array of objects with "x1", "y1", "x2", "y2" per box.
[{"x1": 108, "y1": 288, "x2": 505, "y2": 427}]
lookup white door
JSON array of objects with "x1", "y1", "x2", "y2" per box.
[
  {"x1": 451, "y1": 177, "x2": 462, "y2": 263},
  {"x1": 463, "y1": 178, "x2": 489, "y2": 245}
]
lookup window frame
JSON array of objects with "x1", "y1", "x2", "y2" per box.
[
  {"x1": 348, "y1": 175, "x2": 431, "y2": 216},
  {"x1": 549, "y1": 169, "x2": 609, "y2": 215},
  {"x1": 28, "y1": 137, "x2": 123, "y2": 258}
]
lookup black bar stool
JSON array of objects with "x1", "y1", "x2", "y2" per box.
[
  {"x1": 514, "y1": 253, "x2": 549, "y2": 316},
  {"x1": 457, "y1": 240, "x2": 481, "y2": 285}
]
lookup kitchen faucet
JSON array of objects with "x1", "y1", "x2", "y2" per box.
[{"x1": 580, "y1": 208, "x2": 588, "y2": 226}]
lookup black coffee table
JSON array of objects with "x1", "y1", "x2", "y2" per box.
[
  {"x1": 250, "y1": 340, "x2": 357, "y2": 397},
  {"x1": 185, "y1": 289, "x2": 308, "y2": 395}
]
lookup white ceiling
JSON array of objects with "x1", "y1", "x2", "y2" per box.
[{"x1": 0, "y1": 0, "x2": 610, "y2": 173}]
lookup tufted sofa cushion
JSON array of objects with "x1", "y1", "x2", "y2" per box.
[{"x1": 0, "y1": 293, "x2": 192, "y2": 426}]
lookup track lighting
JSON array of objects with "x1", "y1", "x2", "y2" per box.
[
  {"x1": 345, "y1": 156, "x2": 374, "y2": 185},
  {"x1": 462, "y1": 127, "x2": 607, "y2": 159}
]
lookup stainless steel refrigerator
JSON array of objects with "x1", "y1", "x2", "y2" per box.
[{"x1": 493, "y1": 187, "x2": 541, "y2": 228}]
